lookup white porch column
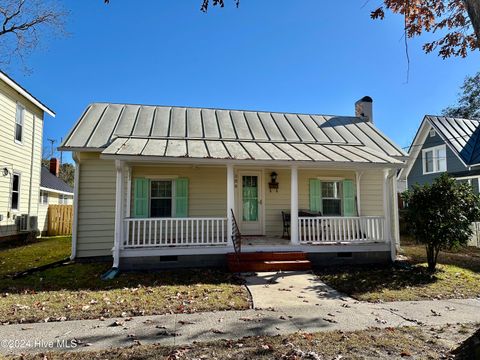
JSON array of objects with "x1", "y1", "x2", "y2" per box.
[
  {"x1": 226, "y1": 164, "x2": 235, "y2": 247},
  {"x1": 290, "y1": 166, "x2": 299, "y2": 245},
  {"x1": 383, "y1": 169, "x2": 394, "y2": 261},
  {"x1": 113, "y1": 160, "x2": 125, "y2": 268},
  {"x1": 355, "y1": 171, "x2": 363, "y2": 216}
]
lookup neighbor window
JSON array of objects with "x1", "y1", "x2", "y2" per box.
[
  {"x1": 15, "y1": 104, "x2": 24, "y2": 143},
  {"x1": 150, "y1": 180, "x2": 173, "y2": 217},
  {"x1": 423, "y1": 145, "x2": 446, "y2": 174},
  {"x1": 321, "y1": 181, "x2": 342, "y2": 216},
  {"x1": 40, "y1": 190, "x2": 48, "y2": 205},
  {"x1": 59, "y1": 194, "x2": 68, "y2": 204},
  {"x1": 11, "y1": 173, "x2": 20, "y2": 210}
]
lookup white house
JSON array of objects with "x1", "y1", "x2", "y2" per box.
[
  {"x1": 59, "y1": 97, "x2": 406, "y2": 271},
  {"x1": 0, "y1": 71, "x2": 55, "y2": 242}
]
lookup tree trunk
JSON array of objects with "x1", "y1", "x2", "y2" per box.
[
  {"x1": 426, "y1": 245, "x2": 437, "y2": 272},
  {"x1": 464, "y1": 0, "x2": 480, "y2": 49}
]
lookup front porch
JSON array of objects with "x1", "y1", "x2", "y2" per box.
[{"x1": 111, "y1": 161, "x2": 398, "y2": 267}]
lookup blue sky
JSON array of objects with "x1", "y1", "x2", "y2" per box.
[{"x1": 6, "y1": 0, "x2": 480, "y2": 163}]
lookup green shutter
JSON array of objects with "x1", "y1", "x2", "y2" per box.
[
  {"x1": 342, "y1": 179, "x2": 356, "y2": 216},
  {"x1": 175, "y1": 178, "x2": 189, "y2": 217},
  {"x1": 309, "y1": 179, "x2": 322, "y2": 212},
  {"x1": 133, "y1": 178, "x2": 149, "y2": 218}
]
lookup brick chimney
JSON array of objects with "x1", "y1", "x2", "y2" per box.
[
  {"x1": 355, "y1": 96, "x2": 373, "y2": 123},
  {"x1": 50, "y1": 158, "x2": 59, "y2": 177}
]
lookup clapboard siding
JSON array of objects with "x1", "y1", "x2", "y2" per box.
[
  {"x1": 0, "y1": 78, "x2": 44, "y2": 238},
  {"x1": 76, "y1": 153, "x2": 116, "y2": 257},
  {"x1": 359, "y1": 170, "x2": 384, "y2": 216}
]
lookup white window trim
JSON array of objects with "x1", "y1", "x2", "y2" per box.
[
  {"x1": 40, "y1": 190, "x2": 49, "y2": 205},
  {"x1": 321, "y1": 180, "x2": 343, "y2": 216},
  {"x1": 11, "y1": 172, "x2": 21, "y2": 212},
  {"x1": 422, "y1": 144, "x2": 447, "y2": 175},
  {"x1": 149, "y1": 179, "x2": 176, "y2": 218},
  {"x1": 14, "y1": 103, "x2": 25, "y2": 145}
]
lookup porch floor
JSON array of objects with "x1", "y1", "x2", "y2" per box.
[{"x1": 241, "y1": 236, "x2": 291, "y2": 247}]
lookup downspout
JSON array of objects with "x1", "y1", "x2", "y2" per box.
[{"x1": 70, "y1": 152, "x2": 81, "y2": 261}]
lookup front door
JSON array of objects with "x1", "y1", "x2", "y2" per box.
[{"x1": 238, "y1": 171, "x2": 263, "y2": 235}]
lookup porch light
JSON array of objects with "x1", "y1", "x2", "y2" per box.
[{"x1": 269, "y1": 172, "x2": 279, "y2": 192}]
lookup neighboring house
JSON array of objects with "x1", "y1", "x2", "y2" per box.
[
  {"x1": 399, "y1": 115, "x2": 480, "y2": 191},
  {"x1": 0, "y1": 71, "x2": 55, "y2": 241},
  {"x1": 59, "y1": 97, "x2": 407, "y2": 270},
  {"x1": 38, "y1": 158, "x2": 74, "y2": 235},
  {"x1": 399, "y1": 115, "x2": 480, "y2": 247}
]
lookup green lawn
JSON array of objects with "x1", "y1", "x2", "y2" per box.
[
  {"x1": 317, "y1": 243, "x2": 480, "y2": 302},
  {"x1": 0, "y1": 237, "x2": 250, "y2": 324},
  {"x1": 9, "y1": 323, "x2": 478, "y2": 359},
  {"x1": 0, "y1": 236, "x2": 71, "y2": 277}
]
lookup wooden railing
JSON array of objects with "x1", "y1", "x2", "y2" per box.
[
  {"x1": 123, "y1": 218, "x2": 228, "y2": 248},
  {"x1": 298, "y1": 216, "x2": 385, "y2": 244}
]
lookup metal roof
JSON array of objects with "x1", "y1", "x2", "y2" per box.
[
  {"x1": 427, "y1": 115, "x2": 480, "y2": 166},
  {"x1": 60, "y1": 103, "x2": 406, "y2": 165},
  {"x1": 40, "y1": 167, "x2": 74, "y2": 194}
]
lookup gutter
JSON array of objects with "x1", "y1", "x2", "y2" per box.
[{"x1": 70, "y1": 153, "x2": 81, "y2": 261}]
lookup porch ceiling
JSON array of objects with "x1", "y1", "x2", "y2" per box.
[{"x1": 100, "y1": 137, "x2": 403, "y2": 165}]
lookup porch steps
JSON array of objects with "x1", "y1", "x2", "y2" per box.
[{"x1": 227, "y1": 252, "x2": 311, "y2": 272}]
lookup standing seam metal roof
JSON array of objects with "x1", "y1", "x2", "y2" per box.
[
  {"x1": 426, "y1": 115, "x2": 480, "y2": 166},
  {"x1": 60, "y1": 103, "x2": 406, "y2": 164}
]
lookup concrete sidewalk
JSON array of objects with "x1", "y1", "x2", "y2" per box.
[{"x1": 0, "y1": 271, "x2": 479, "y2": 355}]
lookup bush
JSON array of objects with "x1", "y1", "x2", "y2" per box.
[{"x1": 402, "y1": 173, "x2": 480, "y2": 271}]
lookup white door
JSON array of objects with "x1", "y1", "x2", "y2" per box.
[{"x1": 238, "y1": 171, "x2": 263, "y2": 235}]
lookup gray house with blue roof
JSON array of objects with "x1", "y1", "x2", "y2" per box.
[{"x1": 400, "y1": 115, "x2": 480, "y2": 193}]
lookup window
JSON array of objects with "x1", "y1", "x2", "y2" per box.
[
  {"x1": 40, "y1": 190, "x2": 48, "y2": 205},
  {"x1": 11, "y1": 173, "x2": 20, "y2": 210},
  {"x1": 423, "y1": 145, "x2": 446, "y2": 174},
  {"x1": 150, "y1": 180, "x2": 173, "y2": 217},
  {"x1": 15, "y1": 104, "x2": 24, "y2": 143},
  {"x1": 429, "y1": 129, "x2": 436, "y2": 137},
  {"x1": 59, "y1": 194, "x2": 68, "y2": 204},
  {"x1": 321, "y1": 181, "x2": 342, "y2": 216}
]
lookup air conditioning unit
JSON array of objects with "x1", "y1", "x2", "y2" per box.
[{"x1": 18, "y1": 214, "x2": 29, "y2": 232}]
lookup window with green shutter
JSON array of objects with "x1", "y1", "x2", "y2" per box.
[
  {"x1": 342, "y1": 179, "x2": 356, "y2": 216},
  {"x1": 174, "y1": 178, "x2": 189, "y2": 217},
  {"x1": 133, "y1": 178, "x2": 149, "y2": 218},
  {"x1": 309, "y1": 179, "x2": 322, "y2": 213}
]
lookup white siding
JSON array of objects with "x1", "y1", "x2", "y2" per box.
[{"x1": 0, "y1": 79, "x2": 44, "y2": 238}]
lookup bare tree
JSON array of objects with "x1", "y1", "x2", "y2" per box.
[{"x1": 0, "y1": 0, "x2": 67, "y2": 66}]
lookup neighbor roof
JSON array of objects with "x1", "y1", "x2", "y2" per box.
[
  {"x1": 40, "y1": 167, "x2": 74, "y2": 194},
  {"x1": 60, "y1": 103, "x2": 406, "y2": 165},
  {"x1": 0, "y1": 71, "x2": 55, "y2": 117},
  {"x1": 426, "y1": 115, "x2": 480, "y2": 166}
]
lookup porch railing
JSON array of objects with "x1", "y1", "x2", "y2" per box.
[
  {"x1": 298, "y1": 216, "x2": 385, "y2": 244},
  {"x1": 123, "y1": 217, "x2": 228, "y2": 248}
]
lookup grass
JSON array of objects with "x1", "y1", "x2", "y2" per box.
[
  {"x1": 0, "y1": 236, "x2": 71, "y2": 277},
  {"x1": 0, "y1": 237, "x2": 250, "y2": 324},
  {"x1": 0, "y1": 264, "x2": 250, "y2": 324},
  {"x1": 317, "y1": 241, "x2": 480, "y2": 302},
  {"x1": 9, "y1": 323, "x2": 478, "y2": 359}
]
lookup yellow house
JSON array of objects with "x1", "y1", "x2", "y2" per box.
[
  {"x1": 0, "y1": 71, "x2": 55, "y2": 242},
  {"x1": 60, "y1": 97, "x2": 406, "y2": 271}
]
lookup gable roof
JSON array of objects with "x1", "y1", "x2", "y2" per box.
[
  {"x1": 0, "y1": 71, "x2": 55, "y2": 117},
  {"x1": 59, "y1": 103, "x2": 406, "y2": 165},
  {"x1": 399, "y1": 115, "x2": 480, "y2": 180},
  {"x1": 40, "y1": 167, "x2": 74, "y2": 195}
]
